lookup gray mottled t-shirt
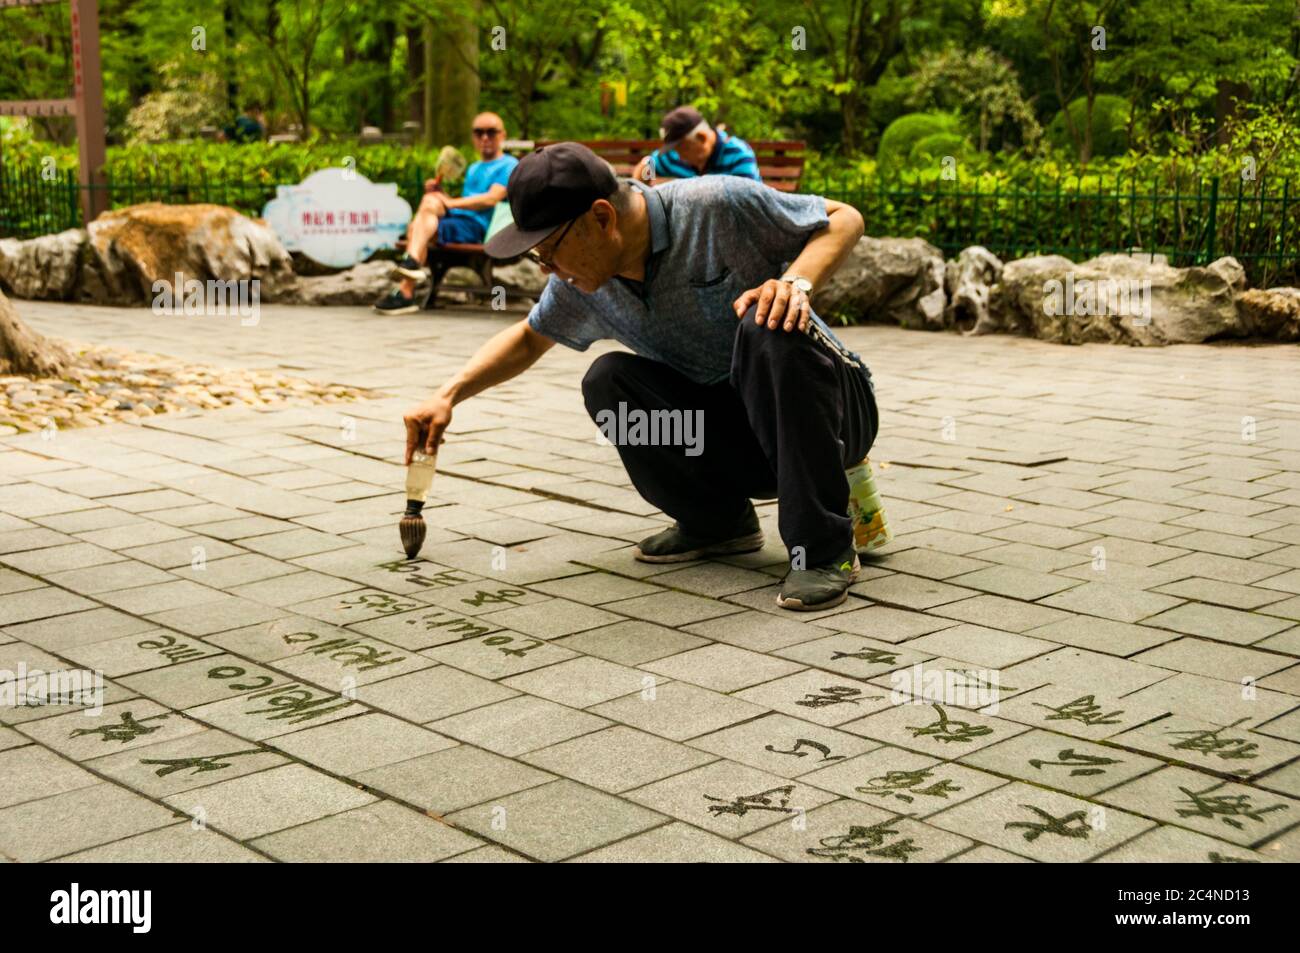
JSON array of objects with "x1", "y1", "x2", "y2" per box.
[{"x1": 526, "y1": 176, "x2": 866, "y2": 385}]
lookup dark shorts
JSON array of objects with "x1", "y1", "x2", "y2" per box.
[{"x1": 435, "y1": 210, "x2": 487, "y2": 246}]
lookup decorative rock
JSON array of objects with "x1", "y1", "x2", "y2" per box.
[
  {"x1": 944, "y1": 246, "x2": 1004, "y2": 335},
  {"x1": 290, "y1": 260, "x2": 402, "y2": 306},
  {"x1": 812, "y1": 236, "x2": 947, "y2": 330},
  {"x1": 490, "y1": 258, "x2": 548, "y2": 295},
  {"x1": 984, "y1": 254, "x2": 1075, "y2": 337},
  {"x1": 988, "y1": 253, "x2": 1247, "y2": 344},
  {"x1": 0, "y1": 229, "x2": 85, "y2": 300},
  {"x1": 1236, "y1": 288, "x2": 1300, "y2": 341},
  {"x1": 79, "y1": 203, "x2": 296, "y2": 306}
]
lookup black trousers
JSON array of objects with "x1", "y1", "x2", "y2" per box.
[{"x1": 581, "y1": 306, "x2": 878, "y2": 566}]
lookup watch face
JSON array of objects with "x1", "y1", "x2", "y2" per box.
[{"x1": 791, "y1": 278, "x2": 812, "y2": 293}]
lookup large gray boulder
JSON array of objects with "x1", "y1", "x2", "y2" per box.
[
  {"x1": 79, "y1": 203, "x2": 296, "y2": 306},
  {"x1": 944, "y1": 245, "x2": 1004, "y2": 335},
  {"x1": 1236, "y1": 287, "x2": 1300, "y2": 341},
  {"x1": 491, "y1": 258, "x2": 547, "y2": 295},
  {"x1": 985, "y1": 254, "x2": 1075, "y2": 337},
  {"x1": 290, "y1": 260, "x2": 399, "y2": 306},
  {"x1": 988, "y1": 253, "x2": 1247, "y2": 344},
  {"x1": 813, "y1": 236, "x2": 947, "y2": 330},
  {"x1": 0, "y1": 229, "x2": 86, "y2": 300}
]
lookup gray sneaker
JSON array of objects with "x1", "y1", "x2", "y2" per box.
[
  {"x1": 633, "y1": 506, "x2": 763, "y2": 563},
  {"x1": 777, "y1": 546, "x2": 859, "y2": 611}
]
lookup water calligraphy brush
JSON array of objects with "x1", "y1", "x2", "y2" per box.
[{"x1": 400, "y1": 450, "x2": 437, "y2": 559}]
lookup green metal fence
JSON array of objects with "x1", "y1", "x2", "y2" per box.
[
  {"x1": 0, "y1": 165, "x2": 437, "y2": 240},
  {"x1": 809, "y1": 171, "x2": 1298, "y2": 288},
  {"x1": 3, "y1": 164, "x2": 1297, "y2": 287}
]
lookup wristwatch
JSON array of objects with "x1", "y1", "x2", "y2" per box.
[{"x1": 781, "y1": 275, "x2": 813, "y2": 294}]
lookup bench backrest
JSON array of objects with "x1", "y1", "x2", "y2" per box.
[{"x1": 533, "y1": 138, "x2": 806, "y2": 192}]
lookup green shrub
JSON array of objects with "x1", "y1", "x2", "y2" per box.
[
  {"x1": 876, "y1": 112, "x2": 961, "y2": 170},
  {"x1": 908, "y1": 132, "x2": 969, "y2": 166},
  {"x1": 1046, "y1": 95, "x2": 1133, "y2": 158}
]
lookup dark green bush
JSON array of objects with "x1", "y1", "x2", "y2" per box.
[
  {"x1": 876, "y1": 113, "x2": 962, "y2": 170},
  {"x1": 908, "y1": 132, "x2": 970, "y2": 166},
  {"x1": 1046, "y1": 95, "x2": 1133, "y2": 158}
]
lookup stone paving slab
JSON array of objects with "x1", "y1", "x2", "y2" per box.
[{"x1": 1, "y1": 302, "x2": 1298, "y2": 862}]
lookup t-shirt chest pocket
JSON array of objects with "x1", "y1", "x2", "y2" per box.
[{"x1": 689, "y1": 266, "x2": 737, "y2": 319}]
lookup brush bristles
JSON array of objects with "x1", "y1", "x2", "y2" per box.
[{"x1": 399, "y1": 514, "x2": 427, "y2": 560}]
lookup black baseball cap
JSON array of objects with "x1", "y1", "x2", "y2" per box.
[
  {"x1": 660, "y1": 106, "x2": 706, "y2": 148},
  {"x1": 485, "y1": 143, "x2": 618, "y2": 259}
]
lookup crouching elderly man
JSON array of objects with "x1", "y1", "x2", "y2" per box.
[{"x1": 402, "y1": 143, "x2": 878, "y2": 610}]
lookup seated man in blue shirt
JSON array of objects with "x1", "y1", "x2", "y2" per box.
[
  {"x1": 632, "y1": 105, "x2": 761, "y2": 184},
  {"x1": 401, "y1": 143, "x2": 878, "y2": 611},
  {"x1": 375, "y1": 111, "x2": 518, "y2": 314}
]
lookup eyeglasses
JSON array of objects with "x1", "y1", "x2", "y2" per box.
[
  {"x1": 527, "y1": 216, "x2": 579, "y2": 269},
  {"x1": 472, "y1": 128, "x2": 503, "y2": 138}
]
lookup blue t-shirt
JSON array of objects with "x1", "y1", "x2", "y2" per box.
[
  {"x1": 527, "y1": 177, "x2": 868, "y2": 385},
  {"x1": 460, "y1": 155, "x2": 518, "y2": 231},
  {"x1": 650, "y1": 130, "x2": 760, "y2": 181}
]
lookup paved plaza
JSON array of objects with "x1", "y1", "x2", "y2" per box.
[{"x1": 1, "y1": 300, "x2": 1299, "y2": 863}]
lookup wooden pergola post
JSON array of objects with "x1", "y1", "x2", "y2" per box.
[
  {"x1": 70, "y1": 0, "x2": 108, "y2": 223},
  {"x1": 0, "y1": 0, "x2": 108, "y2": 226}
]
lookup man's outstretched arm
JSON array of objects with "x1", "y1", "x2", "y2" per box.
[{"x1": 403, "y1": 317, "x2": 555, "y2": 463}]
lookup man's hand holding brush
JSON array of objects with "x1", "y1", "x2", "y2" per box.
[
  {"x1": 402, "y1": 318, "x2": 556, "y2": 465},
  {"x1": 403, "y1": 394, "x2": 453, "y2": 465}
]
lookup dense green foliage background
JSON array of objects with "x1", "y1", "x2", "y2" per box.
[
  {"x1": 2, "y1": 0, "x2": 1297, "y2": 172},
  {"x1": 2, "y1": 0, "x2": 1297, "y2": 285}
]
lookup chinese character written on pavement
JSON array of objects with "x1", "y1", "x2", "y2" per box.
[
  {"x1": 1005, "y1": 805, "x2": 1093, "y2": 842},
  {"x1": 807, "y1": 819, "x2": 922, "y2": 863},
  {"x1": 1032, "y1": 694, "x2": 1123, "y2": 726},
  {"x1": 69, "y1": 711, "x2": 166, "y2": 744},
  {"x1": 1174, "y1": 785, "x2": 1289, "y2": 831},
  {"x1": 907, "y1": 704, "x2": 993, "y2": 744},
  {"x1": 1028, "y1": 748, "x2": 1122, "y2": 777},
  {"x1": 855, "y1": 767, "x2": 961, "y2": 804},
  {"x1": 1166, "y1": 719, "x2": 1259, "y2": 763},
  {"x1": 764, "y1": 738, "x2": 844, "y2": 763},
  {"x1": 704, "y1": 785, "x2": 797, "y2": 818}
]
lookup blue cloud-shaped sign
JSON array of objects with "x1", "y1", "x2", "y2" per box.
[{"x1": 262, "y1": 167, "x2": 413, "y2": 269}]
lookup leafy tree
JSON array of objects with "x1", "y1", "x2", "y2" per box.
[
  {"x1": 1104, "y1": 0, "x2": 1298, "y2": 150},
  {"x1": 907, "y1": 45, "x2": 1040, "y2": 152},
  {"x1": 232, "y1": 0, "x2": 352, "y2": 136},
  {"x1": 1037, "y1": 0, "x2": 1124, "y2": 164},
  {"x1": 124, "y1": 62, "x2": 226, "y2": 143},
  {"x1": 800, "y1": 0, "x2": 913, "y2": 154}
]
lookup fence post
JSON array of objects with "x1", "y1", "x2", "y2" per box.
[
  {"x1": 1206, "y1": 176, "x2": 1219, "y2": 263},
  {"x1": 1280, "y1": 179, "x2": 1291, "y2": 284}
]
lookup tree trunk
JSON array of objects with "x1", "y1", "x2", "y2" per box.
[
  {"x1": 1215, "y1": 79, "x2": 1250, "y2": 146},
  {"x1": 407, "y1": 26, "x2": 425, "y2": 128},
  {"x1": 0, "y1": 291, "x2": 68, "y2": 378},
  {"x1": 425, "y1": 4, "x2": 480, "y2": 147}
]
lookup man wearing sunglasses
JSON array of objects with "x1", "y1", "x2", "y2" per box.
[
  {"x1": 375, "y1": 112, "x2": 517, "y2": 314},
  {"x1": 403, "y1": 142, "x2": 877, "y2": 611}
]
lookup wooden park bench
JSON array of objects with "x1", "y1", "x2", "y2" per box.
[
  {"x1": 416, "y1": 137, "x2": 806, "y2": 308},
  {"x1": 533, "y1": 138, "x2": 807, "y2": 192}
]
